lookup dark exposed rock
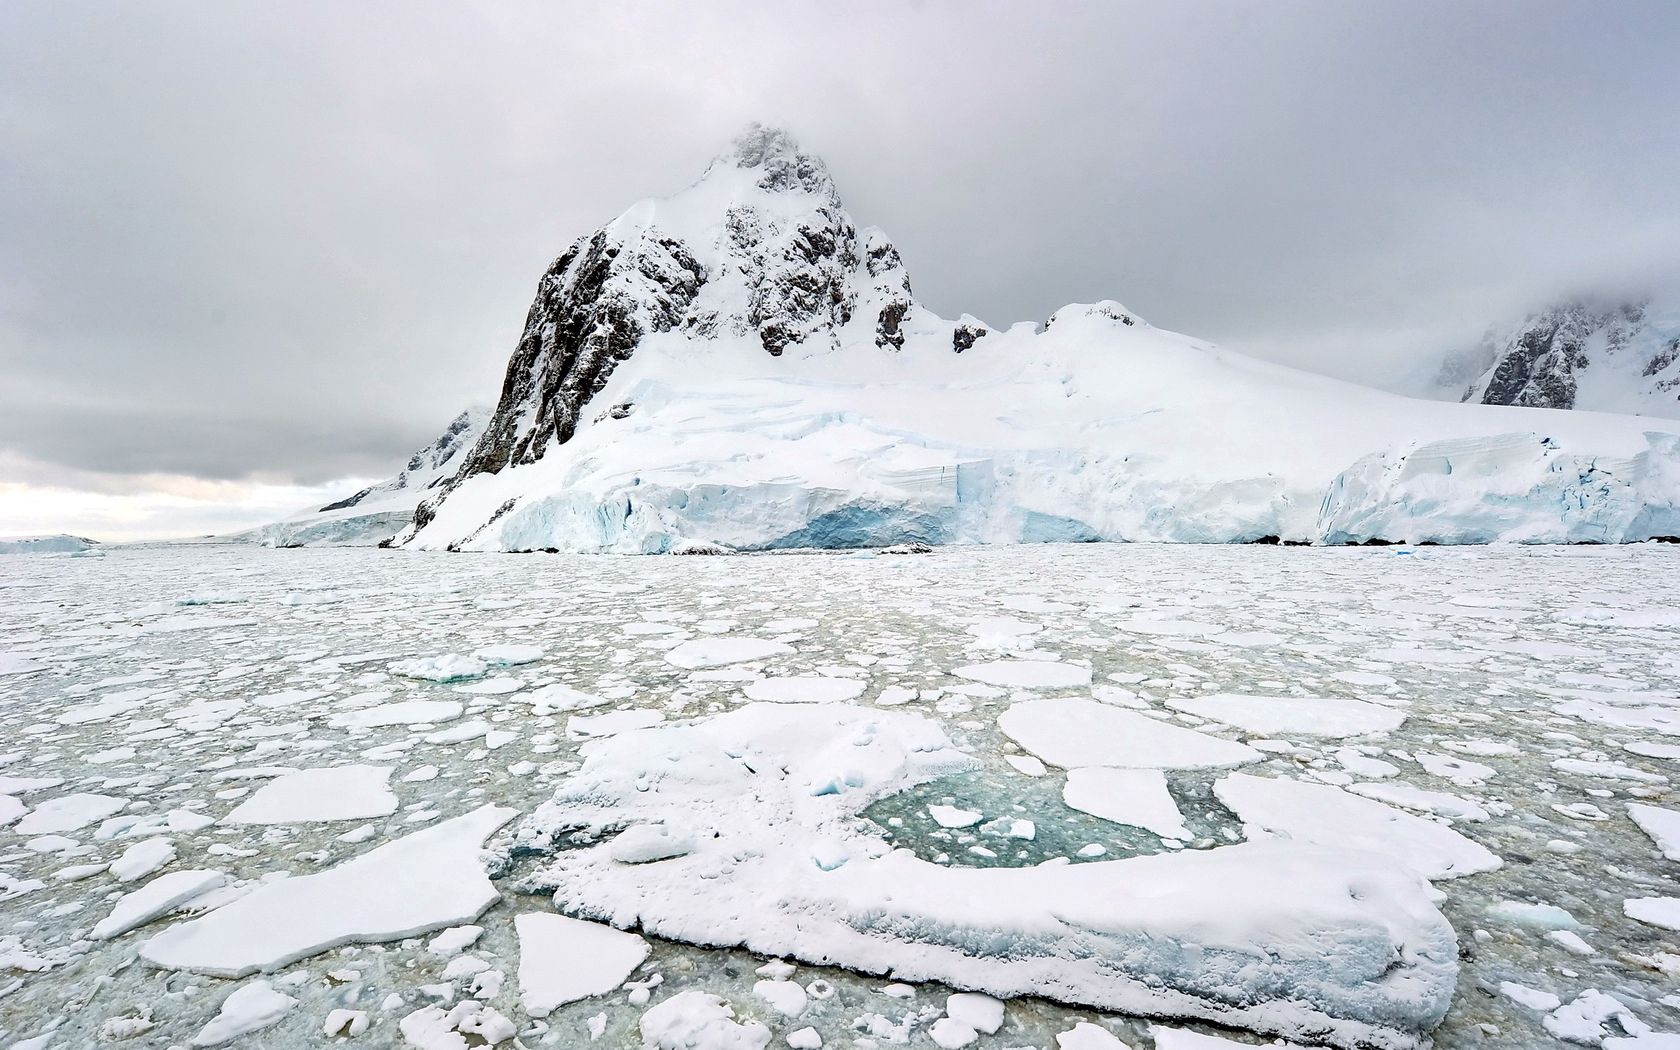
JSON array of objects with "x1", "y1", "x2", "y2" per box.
[
  {"x1": 318, "y1": 486, "x2": 374, "y2": 513},
  {"x1": 1472, "y1": 300, "x2": 1648, "y2": 410},
  {"x1": 876, "y1": 300, "x2": 909, "y2": 350},
  {"x1": 952, "y1": 321, "x2": 988, "y2": 353}
]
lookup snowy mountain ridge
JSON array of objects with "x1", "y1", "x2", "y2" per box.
[
  {"x1": 395, "y1": 126, "x2": 1680, "y2": 552},
  {"x1": 244, "y1": 406, "x2": 490, "y2": 547},
  {"x1": 1432, "y1": 296, "x2": 1680, "y2": 418}
]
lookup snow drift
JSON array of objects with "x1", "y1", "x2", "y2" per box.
[{"x1": 393, "y1": 127, "x2": 1680, "y2": 552}]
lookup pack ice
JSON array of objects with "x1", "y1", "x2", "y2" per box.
[
  {"x1": 514, "y1": 702, "x2": 1458, "y2": 1049},
  {"x1": 391, "y1": 126, "x2": 1680, "y2": 553}
]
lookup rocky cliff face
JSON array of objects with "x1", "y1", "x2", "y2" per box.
[
  {"x1": 1442, "y1": 298, "x2": 1680, "y2": 417},
  {"x1": 414, "y1": 125, "x2": 944, "y2": 531}
]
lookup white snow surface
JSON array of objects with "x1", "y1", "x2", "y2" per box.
[{"x1": 515, "y1": 702, "x2": 1459, "y2": 1049}]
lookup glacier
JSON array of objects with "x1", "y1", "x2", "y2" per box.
[{"x1": 389, "y1": 128, "x2": 1680, "y2": 553}]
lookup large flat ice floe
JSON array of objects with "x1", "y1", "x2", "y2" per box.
[
  {"x1": 1215, "y1": 772, "x2": 1502, "y2": 881},
  {"x1": 141, "y1": 805, "x2": 515, "y2": 975},
  {"x1": 515, "y1": 702, "x2": 1459, "y2": 1048},
  {"x1": 998, "y1": 698, "x2": 1263, "y2": 769}
]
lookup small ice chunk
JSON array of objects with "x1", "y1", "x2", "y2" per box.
[
  {"x1": 1500, "y1": 981, "x2": 1562, "y2": 1011},
  {"x1": 639, "y1": 990, "x2": 771, "y2": 1050},
  {"x1": 1333, "y1": 748, "x2": 1400, "y2": 779},
  {"x1": 928, "y1": 805, "x2": 982, "y2": 829},
  {"x1": 786, "y1": 1027, "x2": 822, "y2": 1049},
  {"x1": 1487, "y1": 901, "x2": 1580, "y2": 930},
  {"x1": 191, "y1": 979, "x2": 297, "y2": 1046},
  {"x1": 322, "y1": 1009, "x2": 369, "y2": 1037},
  {"x1": 1004, "y1": 754, "x2": 1047, "y2": 777},
  {"x1": 223, "y1": 766, "x2": 397, "y2": 824},
  {"x1": 1544, "y1": 990, "x2": 1651, "y2": 1044},
  {"x1": 1628, "y1": 803, "x2": 1680, "y2": 860},
  {"x1": 753, "y1": 978, "x2": 808, "y2": 1016},
  {"x1": 111, "y1": 837, "x2": 177, "y2": 882},
  {"x1": 528, "y1": 683, "x2": 613, "y2": 714},
  {"x1": 929, "y1": 1017, "x2": 978, "y2": 1048},
  {"x1": 389, "y1": 654, "x2": 487, "y2": 682},
  {"x1": 1625, "y1": 897, "x2": 1680, "y2": 932},
  {"x1": 515, "y1": 912, "x2": 649, "y2": 1016},
  {"x1": 1056, "y1": 1022, "x2": 1127, "y2": 1048},
  {"x1": 1550, "y1": 930, "x2": 1595, "y2": 956},
  {"x1": 427, "y1": 925, "x2": 483, "y2": 957},
  {"x1": 945, "y1": 992, "x2": 1004, "y2": 1034},
  {"x1": 93, "y1": 869, "x2": 227, "y2": 939}
]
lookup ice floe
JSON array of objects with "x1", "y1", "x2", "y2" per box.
[
  {"x1": 141, "y1": 805, "x2": 515, "y2": 975},
  {"x1": 514, "y1": 912, "x2": 649, "y2": 1016},
  {"x1": 999, "y1": 698, "x2": 1262, "y2": 769},
  {"x1": 222, "y1": 765, "x2": 397, "y2": 824},
  {"x1": 1165, "y1": 693, "x2": 1405, "y2": 738},
  {"x1": 1215, "y1": 772, "x2": 1501, "y2": 881}
]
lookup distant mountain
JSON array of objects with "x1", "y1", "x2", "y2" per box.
[
  {"x1": 246, "y1": 407, "x2": 490, "y2": 547},
  {"x1": 0, "y1": 534, "x2": 99, "y2": 555},
  {"x1": 382, "y1": 125, "x2": 1680, "y2": 550},
  {"x1": 1428, "y1": 297, "x2": 1680, "y2": 418}
]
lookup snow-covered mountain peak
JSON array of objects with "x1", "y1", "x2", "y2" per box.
[
  {"x1": 1432, "y1": 294, "x2": 1680, "y2": 417},
  {"x1": 426, "y1": 126, "x2": 932, "y2": 520},
  {"x1": 714, "y1": 122, "x2": 836, "y2": 196},
  {"x1": 1046, "y1": 300, "x2": 1148, "y2": 331}
]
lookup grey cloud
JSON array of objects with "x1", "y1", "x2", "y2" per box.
[{"x1": 3, "y1": 1, "x2": 1678, "y2": 489}]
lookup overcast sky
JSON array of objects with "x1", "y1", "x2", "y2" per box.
[{"x1": 4, "y1": 2, "x2": 1678, "y2": 540}]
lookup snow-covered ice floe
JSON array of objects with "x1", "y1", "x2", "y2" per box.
[
  {"x1": 142, "y1": 805, "x2": 515, "y2": 975},
  {"x1": 514, "y1": 702, "x2": 1458, "y2": 1048}
]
